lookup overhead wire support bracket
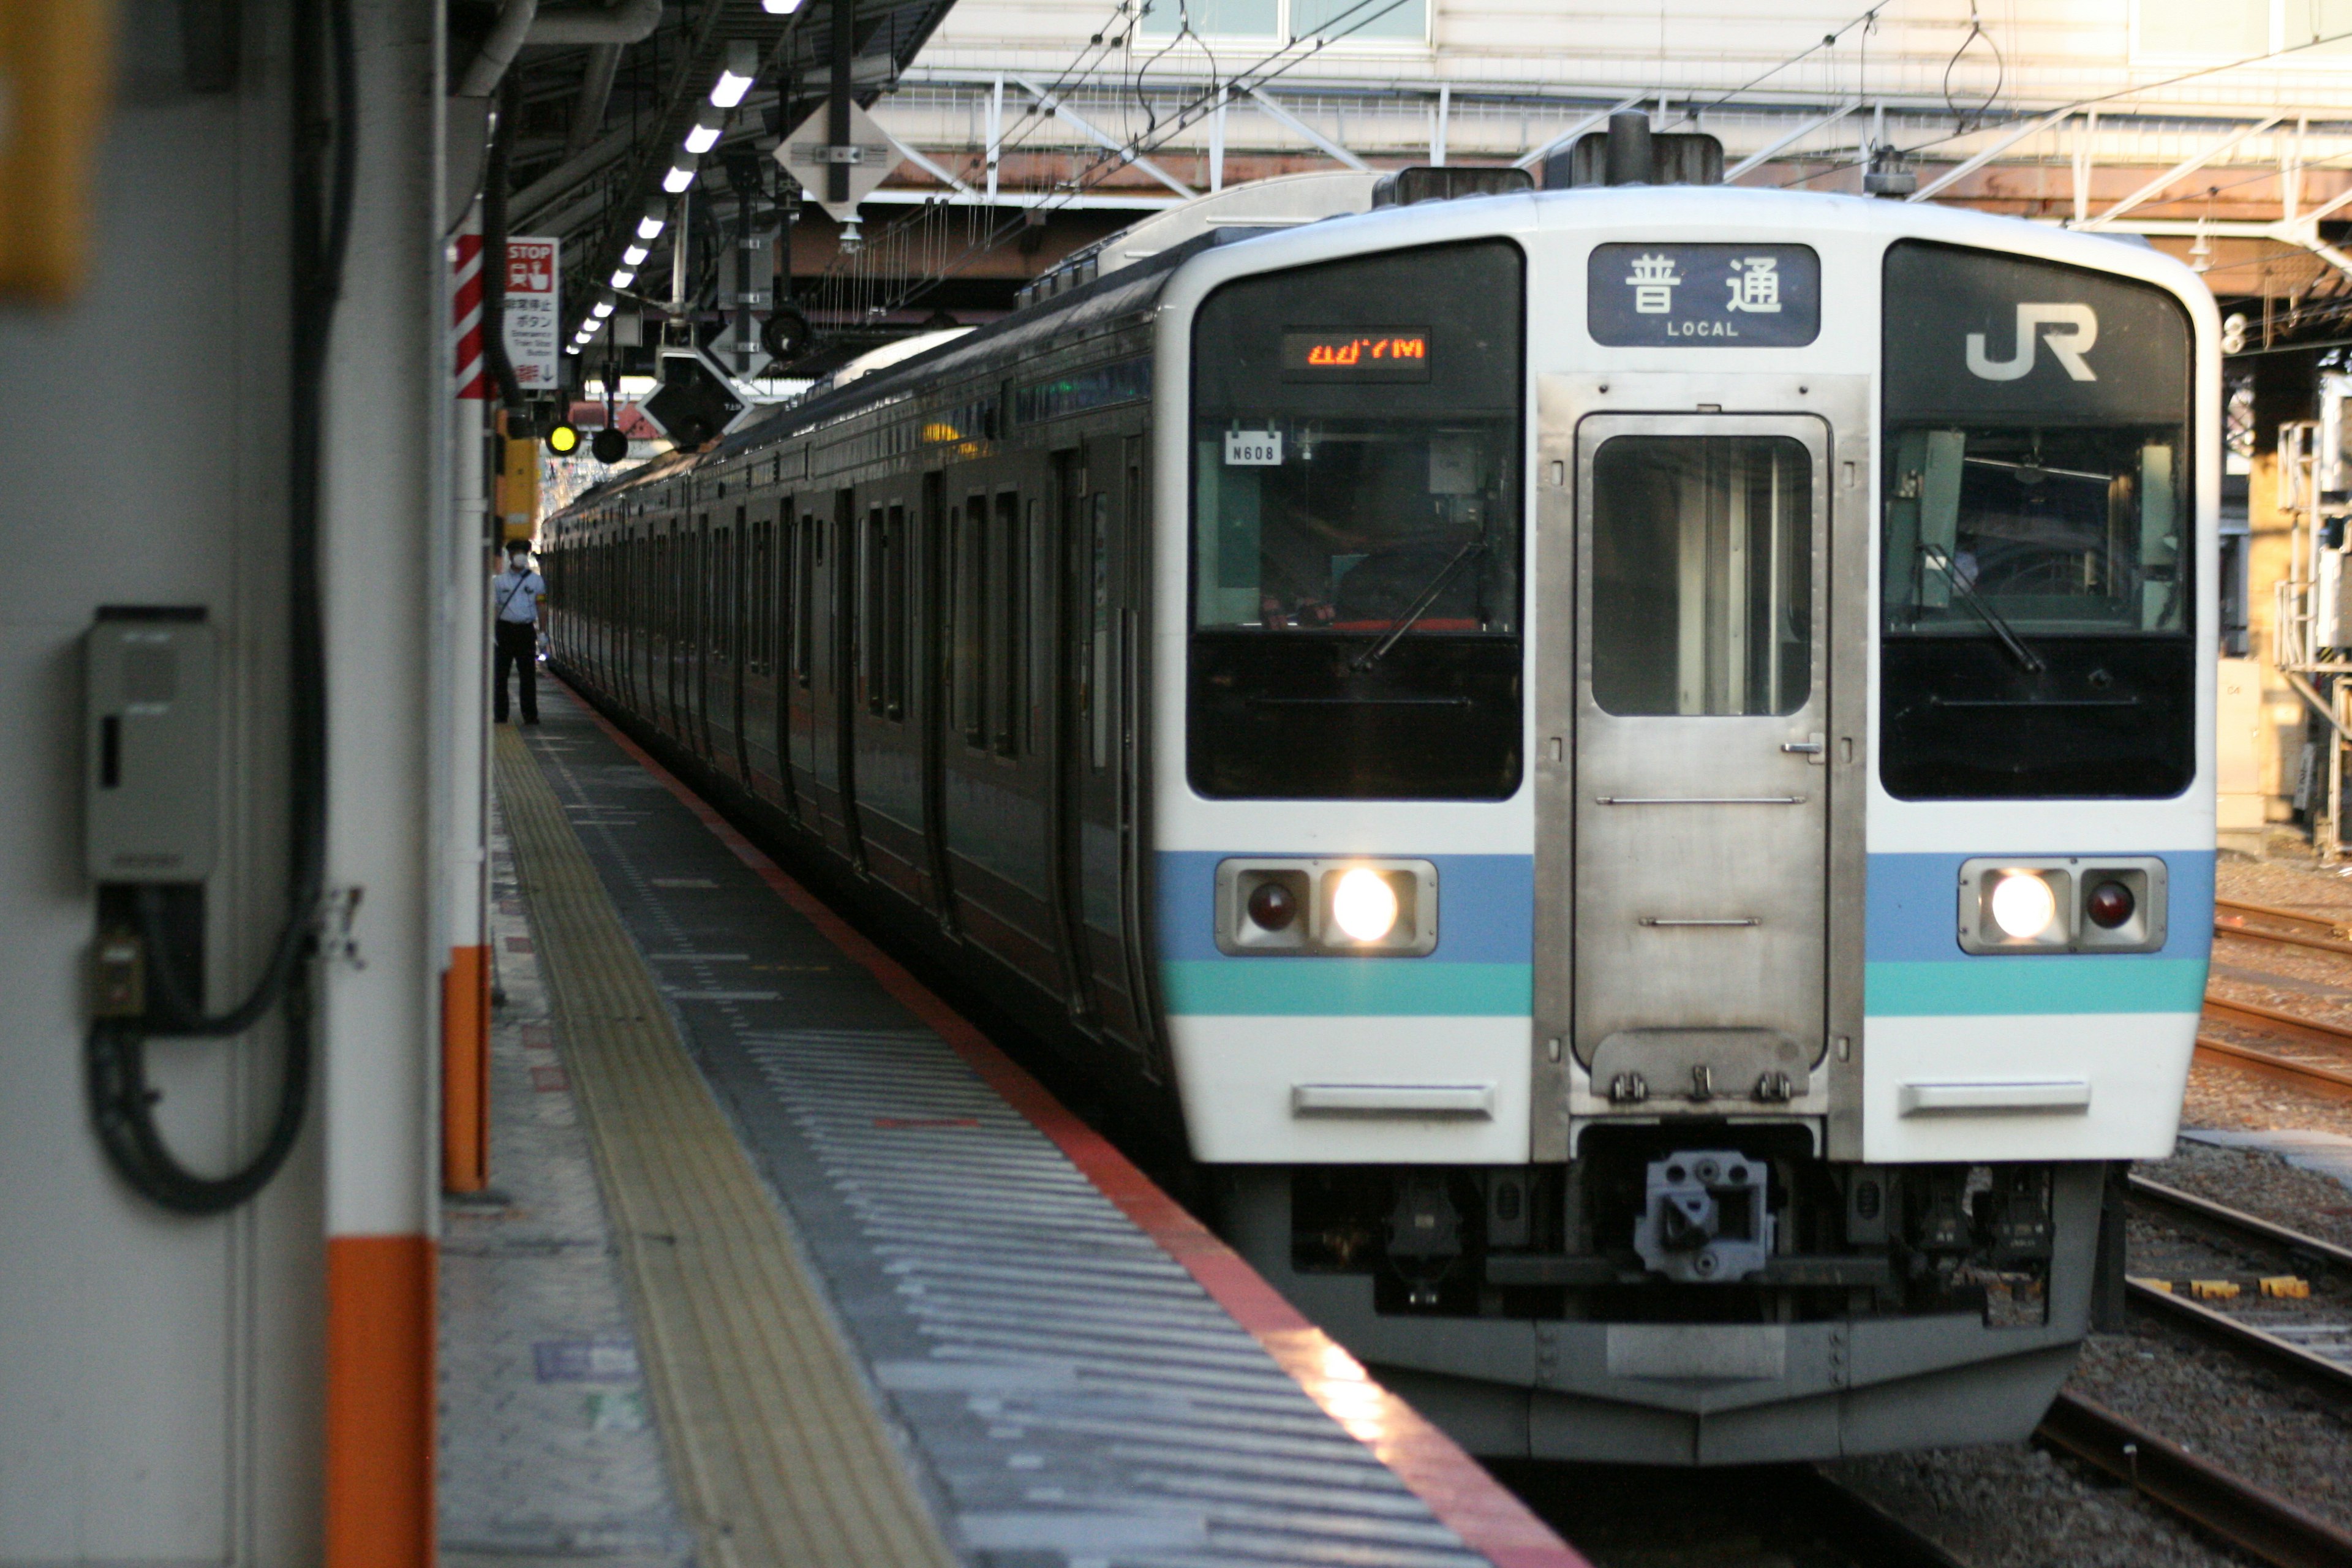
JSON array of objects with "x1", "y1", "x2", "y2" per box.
[
  {"x1": 1723, "y1": 100, "x2": 1861, "y2": 183},
  {"x1": 2082, "y1": 113, "x2": 2285, "y2": 227},
  {"x1": 1014, "y1": 77, "x2": 1197, "y2": 198},
  {"x1": 1245, "y1": 86, "x2": 1370, "y2": 173},
  {"x1": 1908, "y1": 105, "x2": 2073, "y2": 203}
]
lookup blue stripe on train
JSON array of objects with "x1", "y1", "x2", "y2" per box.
[
  {"x1": 1156, "y1": 851, "x2": 1534, "y2": 1016},
  {"x1": 1863, "y1": 850, "x2": 2213, "y2": 1016},
  {"x1": 1152, "y1": 850, "x2": 2214, "y2": 1017}
]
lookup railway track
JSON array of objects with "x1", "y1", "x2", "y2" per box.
[
  {"x1": 2124, "y1": 1176, "x2": 2352, "y2": 1397},
  {"x1": 2196, "y1": 904, "x2": 2352, "y2": 1096},
  {"x1": 2064, "y1": 1176, "x2": 2352, "y2": 1568},
  {"x1": 2215, "y1": 898, "x2": 2352, "y2": 957},
  {"x1": 2037, "y1": 1392, "x2": 2352, "y2": 1568}
]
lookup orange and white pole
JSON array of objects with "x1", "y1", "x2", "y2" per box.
[
  {"x1": 444, "y1": 214, "x2": 492, "y2": 1194},
  {"x1": 322, "y1": 0, "x2": 440, "y2": 1559}
]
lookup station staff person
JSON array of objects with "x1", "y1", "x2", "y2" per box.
[{"x1": 492, "y1": 538, "x2": 546, "y2": 725}]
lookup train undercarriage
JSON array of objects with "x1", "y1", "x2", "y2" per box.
[{"x1": 1216, "y1": 1139, "x2": 2119, "y2": 1464}]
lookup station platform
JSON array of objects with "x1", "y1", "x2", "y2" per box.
[{"x1": 440, "y1": 681, "x2": 1588, "y2": 1568}]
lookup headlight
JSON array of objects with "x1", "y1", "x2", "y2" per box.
[
  {"x1": 1215, "y1": 858, "x2": 1436, "y2": 956},
  {"x1": 1330, "y1": 867, "x2": 1401, "y2": 943},
  {"x1": 1987, "y1": 872, "x2": 2057, "y2": 940}
]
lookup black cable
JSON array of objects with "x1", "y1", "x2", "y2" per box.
[
  {"x1": 88, "y1": 0, "x2": 353, "y2": 1215},
  {"x1": 483, "y1": 73, "x2": 529, "y2": 413},
  {"x1": 1942, "y1": 0, "x2": 2003, "y2": 135}
]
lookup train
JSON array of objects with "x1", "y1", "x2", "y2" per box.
[{"x1": 541, "y1": 143, "x2": 2217, "y2": 1464}]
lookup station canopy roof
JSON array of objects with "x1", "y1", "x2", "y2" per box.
[{"x1": 460, "y1": 0, "x2": 961, "y2": 344}]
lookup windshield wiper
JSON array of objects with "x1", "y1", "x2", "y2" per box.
[
  {"x1": 1350, "y1": 538, "x2": 1487, "y2": 672},
  {"x1": 1921, "y1": 545, "x2": 2045, "y2": 674}
]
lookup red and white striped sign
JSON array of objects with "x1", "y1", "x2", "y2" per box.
[{"x1": 453, "y1": 231, "x2": 485, "y2": 401}]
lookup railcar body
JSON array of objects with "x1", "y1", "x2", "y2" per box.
[{"x1": 545, "y1": 183, "x2": 2217, "y2": 1464}]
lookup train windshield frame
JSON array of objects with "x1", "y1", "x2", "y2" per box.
[
  {"x1": 1879, "y1": 241, "x2": 2196, "y2": 801},
  {"x1": 1186, "y1": 240, "x2": 1526, "y2": 801}
]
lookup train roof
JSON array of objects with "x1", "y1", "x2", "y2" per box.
[{"x1": 549, "y1": 183, "x2": 2206, "y2": 527}]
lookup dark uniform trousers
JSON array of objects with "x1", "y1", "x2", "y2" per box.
[{"x1": 494, "y1": 619, "x2": 540, "y2": 723}]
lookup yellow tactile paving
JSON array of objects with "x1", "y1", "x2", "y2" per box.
[{"x1": 494, "y1": 726, "x2": 959, "y2": 1568}]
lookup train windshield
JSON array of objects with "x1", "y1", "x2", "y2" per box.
[
  {"x1": 1188, "y1": 241, "x2": 1525, "y2": 799},
  {"x1": 1882, "y1": 426, "x2": 2184, "y2": 638},
  {"x1": 1879, "y1": 242, "x2": 2195, "y2": 800}
]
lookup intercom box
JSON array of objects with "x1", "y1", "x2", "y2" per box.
[{"x1": 85, "y1": 608, "x2": 216, "y2": 883}]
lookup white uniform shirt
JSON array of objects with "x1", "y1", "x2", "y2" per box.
[{"x1": 492, "y1": 565, "x2": 545, "y2": 625}]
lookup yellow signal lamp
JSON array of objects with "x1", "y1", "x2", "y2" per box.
[{"x1": 544, "y1": 421, "x2": 583, "y2": 456}]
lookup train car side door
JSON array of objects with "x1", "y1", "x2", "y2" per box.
[{"x1": 1566, "y1": 412, "x2": 1831, "y2": 1117}]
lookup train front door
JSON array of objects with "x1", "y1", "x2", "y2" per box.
[{"x1": 1548, "y1": 409, "x2": 1832, "y2": 1118}]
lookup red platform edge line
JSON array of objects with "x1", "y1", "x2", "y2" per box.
[{"x1": 552, "y1": 685, "x2": 1589, "y2": 1568}]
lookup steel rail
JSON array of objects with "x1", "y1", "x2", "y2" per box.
[
  {"x1": 2037, "y1": 1392, "x2": 2352, "y2": 1568},
  {"x1": 2203, "y1": 995, "x2": 2352, "y2": 1049},
  {"x1": 2122, "y1": 1177, "x2": 2352, "y2": 1398},
  {"x1": 2217, "y1": 897, "x2": 2352, "y2": 940},
  {"x1": 2125, "y1": 1280, "x2": 2352, "y2": 1399},
  {"x1": 2128, "y1": 1175, "x2": 2352, "y2": 1273},
  {"x1": 2215, "y1": 900, "x2": 2352, "y2": 957},
  {"x1": 2195, "y1": 1033, "x2": 2352, "y2": 1101}
]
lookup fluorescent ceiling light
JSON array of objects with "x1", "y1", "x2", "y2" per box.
[
  {"x1": 609, "y1": 268, "x2": 636, "y2": 288},
  {"x1": 662, "y1": 165, "x2": 696, "y2": 194},
  {"x1": 684, "y1": 122, "x2": 721, "y2": 156},
  {"x1": 710, "y1": 40, "x2": 758, "y2": 106},
  {"x1": 590, "y1": 300, "x2": 615, "y2": 318},
  {"x1": 636, "y1": 213, "x2": 666, "y2": 241},
  {"x1": 622, "y1": 244, "x2": 649, "y2": 266},
  {"x1": 760, "y1": 0, "x2": 802, "y2": 15}
]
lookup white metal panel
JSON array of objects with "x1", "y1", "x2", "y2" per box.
[
  {"x1": 1860, "y1": 1013, "x2": 2196, "y2": 1161},
  {"x1": 1171, "y1": 1017, "x2": 1534, "y2": 1162},
  {"x1": 0, "y1": 21, "x2": 311, "y2": 1558}
]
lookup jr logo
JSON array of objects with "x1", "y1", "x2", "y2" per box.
[{"x1": 1965, "y1": 303, "x2": 2099, "y2": 382}]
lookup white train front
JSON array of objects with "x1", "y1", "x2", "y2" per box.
[{"x1": 546, "y1": 170, "x2": 2217, "y2": 1465}]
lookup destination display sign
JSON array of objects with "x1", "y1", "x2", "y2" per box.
[
  {"x1": 1280, "y1": 328, "x2": 1431, "y2": 381},
  {"x1": 1587, "y1": 243, "x2": 1820, "y2": 348}
]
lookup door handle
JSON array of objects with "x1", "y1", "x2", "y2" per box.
[{"x1": 1781, "y1": 732, "x2": 1826, "y2": 764}]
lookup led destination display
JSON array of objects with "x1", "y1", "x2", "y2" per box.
[{"x1": 1280, "y1": 329, "x2": 1431, "y2": 381}]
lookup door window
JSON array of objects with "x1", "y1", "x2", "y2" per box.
[{"x1": 1589, "y1": 434, "x2": 1812, "y2": 717}]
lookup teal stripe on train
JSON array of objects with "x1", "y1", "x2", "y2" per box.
[
  {"x1": 1161, "y1": 960, "x2": 1534, "y2": 1017},
  {"x1": 1866, "y1": 957, "x2": 2208, "y2": 1017}
]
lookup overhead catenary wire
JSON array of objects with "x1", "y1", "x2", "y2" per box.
[
  {"x1": 800, "y1": 0, "x2": 1417, "y2": 331},
  {"x1": 1773, "y1": 23, "x2": 2352, "y2": 192}
]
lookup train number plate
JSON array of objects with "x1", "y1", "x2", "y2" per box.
[{"x1": 1224, "y1": 430, "x2": 1282, "y2": 466}]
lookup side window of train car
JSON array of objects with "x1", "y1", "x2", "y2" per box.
[
  {"x1": 794, "y1": 510, "x2": 817, "y2": 686},
  {"x1": 1090, "y1": 491, "x2": 1112, "y2": 771},
  {"x1": 1187, "y1": 239, "x2": 1526, "y2": 799},
  {"x1": 953, "y1": 496, "x2": 984, "y2": 747},
  {"x1": 1880, "y1": 241, "x2": 2193, "y2": 799},
  {"x1": 713, "y1": 524, "x2": 731, "y2": 665},
  {"x1": 747, "y1": 512, "x2": 766, "y2": 676},
  {"x1": 993, "y1": 490, "x2": 1025, "y2": 760},
  {"x1": 884, "y1": 503, "x2": 908, "y2": 720},
  {"x1": 862, "y1": 505, "x2": 886, "y2": 715}
]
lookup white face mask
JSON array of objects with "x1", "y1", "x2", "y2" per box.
[{"x1": 507, "y1": 553, "x2": 529, "y2": 571}]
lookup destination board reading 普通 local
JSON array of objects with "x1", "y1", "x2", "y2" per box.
[
  {"x1": 1280, "y1": 329, "x2": 1432, "y2": 382},
  {"x1": 1586, "y1": 244, "x2": 1820, "y2": 348}
]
